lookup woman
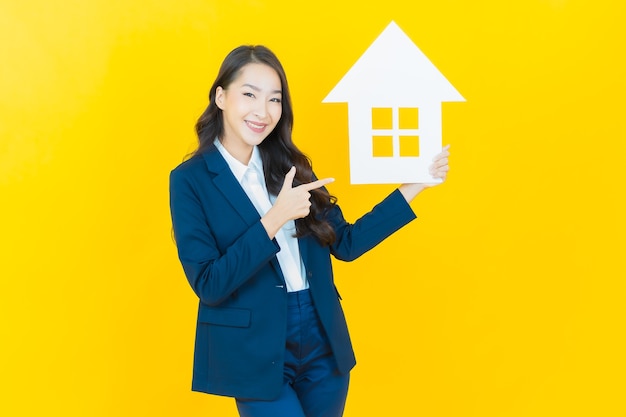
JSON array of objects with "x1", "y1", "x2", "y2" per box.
[{"x1": 169, "y1": 45, "x2": 450, "y2": 417}]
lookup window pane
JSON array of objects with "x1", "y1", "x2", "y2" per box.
[
  {"x1": 399, "y1": 135, "x2": 419, "y2": 157},
  {"x1": 399, "y1": 108, "x2": 419, "y2": 129},
  {"x1": 372, "y1": 135, "x2": 394, "y2": 157},
  {"x1": 372, "y1": 108, "x2": 392, "y2": 130}
]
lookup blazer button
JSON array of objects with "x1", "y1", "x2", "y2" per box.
[{"x1": 307, "y1": 271, "x2": 313, "y2": 277}]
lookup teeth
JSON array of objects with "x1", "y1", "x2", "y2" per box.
[{"x1": 247, "y1": 121, "x2": 264, "y2": 129}]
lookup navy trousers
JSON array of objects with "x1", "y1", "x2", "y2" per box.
[{"x1": 236, "y1": 289, "x2": 350, "y2": 417}]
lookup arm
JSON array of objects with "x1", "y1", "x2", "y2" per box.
[
  {"x1": 329, "y1": 189, "x2": 417, "y2": 262},
  {"x1": 169, "y1": 168, "x2": 279, "y2": 306},
  {"x1": 329, "y1": 145, "x2": 451, "y2": 260}
]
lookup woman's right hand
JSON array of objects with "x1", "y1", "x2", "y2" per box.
[{"x1": 261, "y1": 167, "x2": 334, "y2": 239}]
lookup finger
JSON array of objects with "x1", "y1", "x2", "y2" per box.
[
  {"x1": 431, "y1": 157, "x2": 449, "y2": 168},
  {"x1": 430, "y1": 164, "x2": 450, "y2": 173},
  {"x1": 433, "y1": 145, "x2": 450, "y2": 160},
  {"x1": 300, "y1": 177, "x2": 335, "y2": 191},
  {"x1": 430, "y1": 162, "x2": 449, "y2": 174},
  {"x1": 280, "y1": 166, "x2": 296, "y2": 191},
  {"x1": 433, "y1": 150, "x2": 450, "y2": 160},
  {"x1": 430, "y1": 169, "x2": 449, "y2": 179},
  {"x1": 429, "y1": 161, "x2": 448, "y2": 175}
]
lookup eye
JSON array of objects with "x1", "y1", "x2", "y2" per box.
[
  {"x1": 243, "y1": 92, "x2": 255, "y2": 98},
  {"x1": 270, "y1": 97, "x2": 281, "y2": 103}
]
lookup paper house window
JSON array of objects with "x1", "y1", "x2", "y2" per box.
[{"x1": 371, "y1": 107, "x2": 420, "y2": 157}]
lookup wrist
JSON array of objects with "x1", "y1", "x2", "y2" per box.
[
  {"x1": 398, "y1": 183, "x2": 427, "y2": 203},
  {"x1": 260, "y1": 208, "x2": 286, "y2": 239}
]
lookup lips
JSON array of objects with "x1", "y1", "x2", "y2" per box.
[{"x1": 245, "y1": 120, "x2": 267, "y2": 133}]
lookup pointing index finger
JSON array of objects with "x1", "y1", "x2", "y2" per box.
[{"x1": 300, "y1": 177, "x2": 335, "y2": 191}]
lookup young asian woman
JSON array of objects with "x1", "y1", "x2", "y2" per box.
[{"x1": 169, "y1": 45, "x2": 450, "y2": 417}]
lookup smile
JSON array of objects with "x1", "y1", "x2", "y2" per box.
[{"x1": 245, "y1": 120, "x2": 267, "y2": 133}]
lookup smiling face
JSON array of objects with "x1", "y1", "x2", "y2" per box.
[{"x1": 215, "y1": 63, "x2": 283, "y2": 164}]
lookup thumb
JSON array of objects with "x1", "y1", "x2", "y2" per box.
[{"x1": 280, "y1": 166, "x2": 296, "y2": 191}]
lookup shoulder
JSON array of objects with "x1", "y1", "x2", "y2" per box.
[
  {"x1": 171, "y1": 154, "x2": 205, "y2": 176},
  {"x1": 171, "y1": 145, "x2": 226, "y2": 178},
  {"x1": 169, "y1": 155, "x2": 210, "y2": 198}
]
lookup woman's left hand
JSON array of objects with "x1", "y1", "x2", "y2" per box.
[
  {"x1": 398, "y1": 144, "x2": 450, "y2": 202},
  {"x1": 428, "y1": 144, "x2": 450, "y2": 182}
]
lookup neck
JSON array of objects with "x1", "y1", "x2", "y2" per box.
[{"x1": 220, "y1": 138, "x2": 253, "y2": 165}]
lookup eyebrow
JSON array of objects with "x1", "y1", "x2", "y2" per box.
[{"x1": 242, "y1": 83, "x2": 282, "y2": 95}]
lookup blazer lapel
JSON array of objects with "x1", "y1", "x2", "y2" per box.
[
  {"x1": 202, "y1": 146, "x2": 286, "y2": 284},
  {"x1": 202, "y1": 147, "x2": 259, "y2": 227}
]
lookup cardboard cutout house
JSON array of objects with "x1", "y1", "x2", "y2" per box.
[{"x1": 323, "y1": 21, "x2": 465, "y2": 184}]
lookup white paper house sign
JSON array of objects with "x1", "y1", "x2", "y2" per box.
[{"x1": 323, "y1": 21, "x2": 465, "y2": 184}]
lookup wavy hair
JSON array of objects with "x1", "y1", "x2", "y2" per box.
[{"x1": 192, "y1": 45, "x2": 337, "y2": 246}]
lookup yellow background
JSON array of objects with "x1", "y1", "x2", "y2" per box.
[{"x1": 2, "y1": 0, "x2": 625, "y2": 415}]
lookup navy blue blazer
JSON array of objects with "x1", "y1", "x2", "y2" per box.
[{"x1": 169, "y1": 144, "x2": 416, "y2": 400}]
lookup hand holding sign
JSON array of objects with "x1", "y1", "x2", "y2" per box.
[
  {"x1": 399, "y1": 144, "x2": 451, "y2": 202},
  {"x1": 428, "y1": 144, "x2": 450, "y2": 182}
]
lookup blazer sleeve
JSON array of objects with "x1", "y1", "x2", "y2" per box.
[
  {"x1": 169, "y1": 166, "x2": 280, "y2": 306},
  {"x1": 328, "y1": 188, "x2": 417, "y2": 261}
]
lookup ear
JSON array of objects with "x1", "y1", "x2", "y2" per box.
[{"x1": 215, "y1": 86, "x2": 225, "y2": 110}]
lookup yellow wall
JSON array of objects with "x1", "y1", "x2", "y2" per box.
[{"x1": 2, "y1": 0, "x2": 625, "y2": 415}]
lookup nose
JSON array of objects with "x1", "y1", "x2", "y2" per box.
[{"x1": 253, "y1": 100, "x2": 269, "y2": 120}]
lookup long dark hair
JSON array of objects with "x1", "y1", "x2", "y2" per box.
[{"x1": 192, "y1": 45, "x2": 337, "y2": 246}]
